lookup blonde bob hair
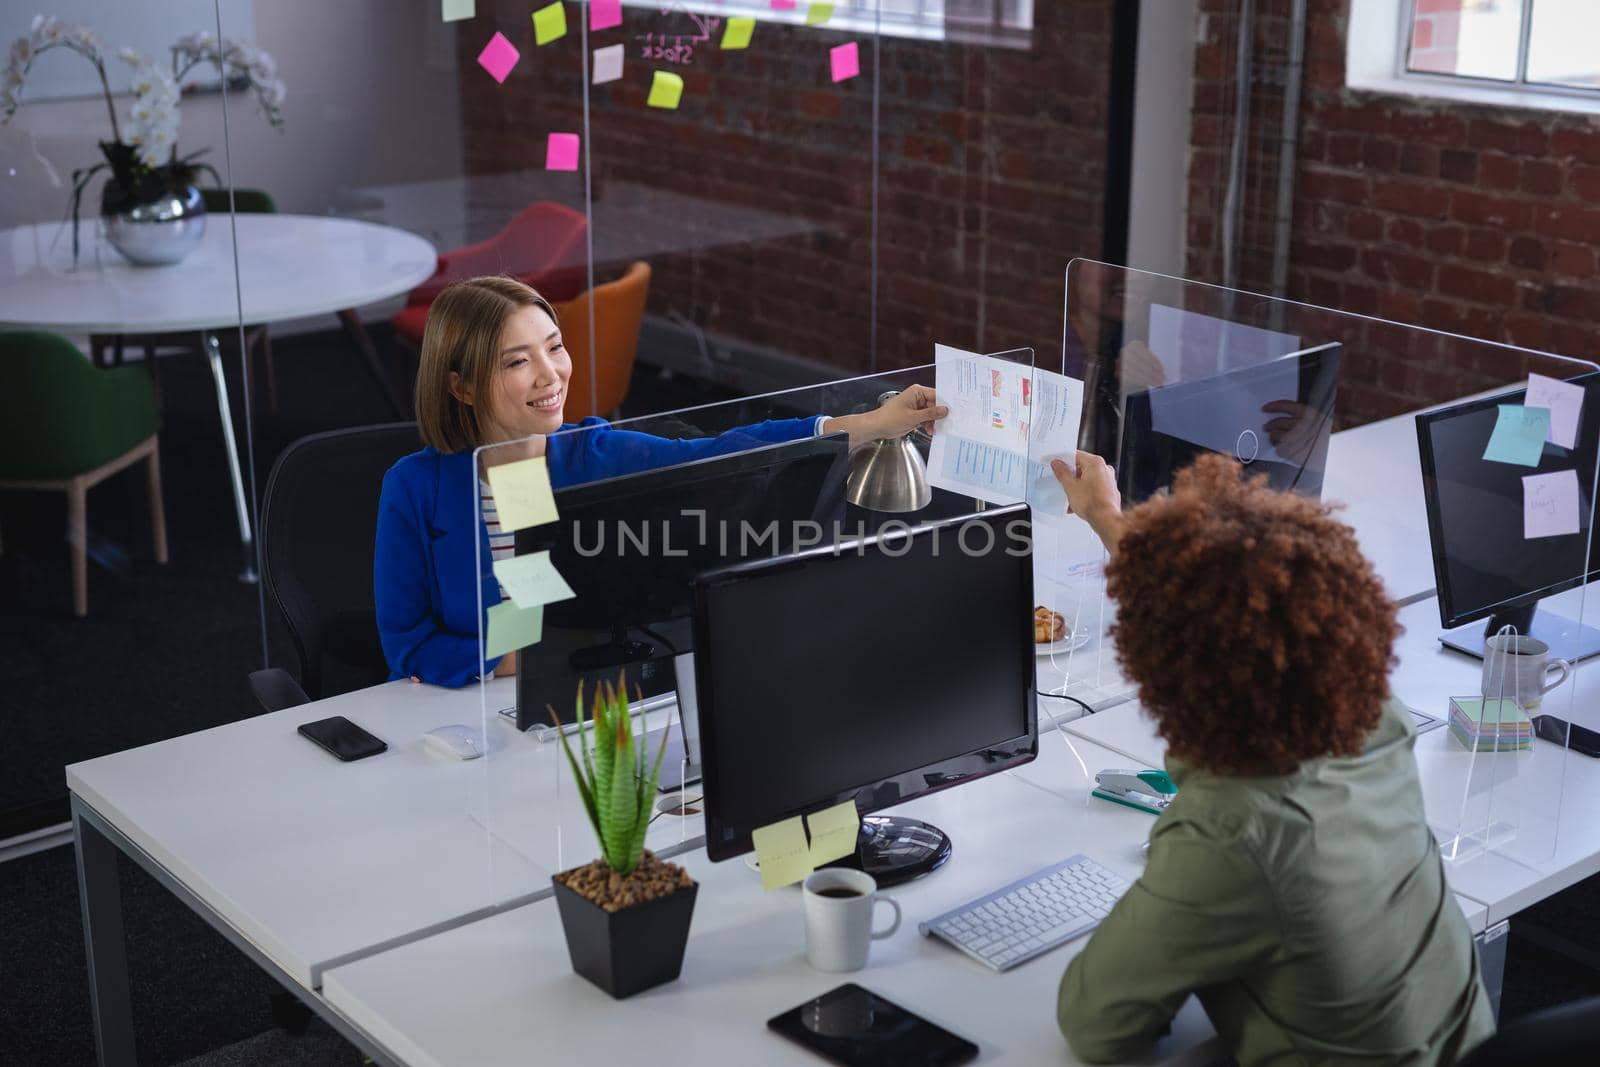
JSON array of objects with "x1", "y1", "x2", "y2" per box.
[{"x1": 415, "y1": 276, "x2": 559, "y2": 453}]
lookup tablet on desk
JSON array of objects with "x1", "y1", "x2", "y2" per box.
[{"x1": 767, "y1": 983, "x2": 977, "y2": 1066}]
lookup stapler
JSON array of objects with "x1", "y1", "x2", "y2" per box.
[{"x1": 1091, "y1": 768, "x2": 1177, "y2": 815}]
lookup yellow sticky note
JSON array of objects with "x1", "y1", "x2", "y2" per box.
[
  {"x1": 805, "y1": 799, "x2": 860, "y2": 866},
  {"x1": 647, "y1": 70, "x2": 684, "y2": 109},
  {"x1": 751, "y1": 815, "x2": 813, "y2": 890},
  {"x1": 485, "y1": 600, "x2": 542, "y2": 659},
  {"x1": 485, "y1": 455, "x2": 557, "y2": 533},
  {"x1": 533, "y1": 2, "x2": 567, "y2": 45},
  {"x1": 722, "y1": 17, "x2": 755, "y2": 49},
  {"x1": 805, "y1": 2, "x2": 834, "y2": 26},
  {"x1": 492, "y1": 551, "x2": 576, "y2": 610}
]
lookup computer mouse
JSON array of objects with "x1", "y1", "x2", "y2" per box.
[{"x1": 424, "y1": 724, "x2": 485, "y2": 760}]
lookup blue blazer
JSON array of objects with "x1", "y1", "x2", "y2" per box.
[{"x1": 375, "y1": 415, "x2": 821, "y2": 687}]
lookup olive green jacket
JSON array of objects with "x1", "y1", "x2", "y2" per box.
[{"x1": 1058, "y1": 699, "x2": 1495, "y2": 1066}]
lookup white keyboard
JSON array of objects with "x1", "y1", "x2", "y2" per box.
[{"x1": 918, "y1": 854, "x2": 1130, "y2": 971}]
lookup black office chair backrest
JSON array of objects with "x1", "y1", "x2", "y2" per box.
[
  {"x1": 259, "y1": 423, "x2": 421, "y2": 700},
  {"x1": 1457, "y1": 994, "x2": 1600, "y2": 1066}
]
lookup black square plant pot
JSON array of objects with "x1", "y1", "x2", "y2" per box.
[{"x1": 551, "y1": 875, "x2": 698, "y2": 999}]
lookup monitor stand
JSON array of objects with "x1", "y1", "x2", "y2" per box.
[
  {"x1": 822, "y1": 816, "x2": 951, "y2": 888},
  {"x1": 1440, "y1": 603, "x2": 1600, "y2": 663},
  {"x1": 569, "y1": 625, "x2": 659, "y2": 673}
]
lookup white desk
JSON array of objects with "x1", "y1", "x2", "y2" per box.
[
  {"x1": 1, "y1": 215, "x2": 435, "y2": 575},
  {"x1": 321, "y1": 736, "x2": 1222, "y2": 1067},
  {"x1": 66, "y1": 676, "x2": 702, "y2": 1064},
  {"x1": 1321, "y1": 408, "x2": 1432, "y2": 604}
]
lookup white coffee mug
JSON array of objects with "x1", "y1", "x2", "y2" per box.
[
  {"x1": 802, "y1": 868, "x2": 901, "y2": 972},
  {"x1": 1482, "y1": 632, "x2": 1572, "y2": 709}
]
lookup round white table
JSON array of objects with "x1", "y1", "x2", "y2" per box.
[{"x1": 0, "y1": 214, "x2": 436, "y2": 579}]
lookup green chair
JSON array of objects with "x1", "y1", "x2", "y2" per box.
[
  {"x1": 93, "y1": 186, "x2": 281, "y2": 411},
  {"x1": 0, "y1": 331, "x2": 168, "y2": 616}
]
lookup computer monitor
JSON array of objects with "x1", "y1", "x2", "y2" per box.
[
  {"x1": 1117, "y1": 341, "x2": 1343, "y2": 504},
  {"x1": 692, "y1": 504, "x2": 1039, "y2": 887},
  {"x1": 1417, "y1": 375, "x2": 1600, "y2": 661},
  {"x1": 513, "y1": 433, "x2": 850, "y2": 730}
]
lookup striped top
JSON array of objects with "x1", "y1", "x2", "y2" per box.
[{"x1": 479, "y1": 479, "x2": 514, "y2": 602}]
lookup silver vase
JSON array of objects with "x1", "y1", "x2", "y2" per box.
[{"x1": 103, "y1": 183, "x2": 207, "y2": 267}]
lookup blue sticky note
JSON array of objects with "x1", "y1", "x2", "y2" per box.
[{"x1": 1483, "y1": 405, "x2": 1551, "y2": 467}]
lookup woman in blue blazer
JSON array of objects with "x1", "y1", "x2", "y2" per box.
[{"x1": 376, "y1": 276, "x2": 946, "y2": 687}]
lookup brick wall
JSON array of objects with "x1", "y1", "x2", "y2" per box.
[
  {"x1": 1188, "y1": 0, "x2": 1600, "y2": 425},
  {"x1": 456, "y1": 2, "x2": 1114, "y2": 377}
]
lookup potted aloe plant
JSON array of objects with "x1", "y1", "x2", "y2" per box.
[{"x1": 548, "y1": 674, "x2": 698, "y2": 998}]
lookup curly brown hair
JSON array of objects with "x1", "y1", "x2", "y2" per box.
[{"x1": 1106, "y1": 454, "x2": 1400, "y2": 776}]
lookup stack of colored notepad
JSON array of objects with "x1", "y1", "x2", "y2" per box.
[{"x1": 1447, "y1": 697, "x2": 1532, "y2": 751}]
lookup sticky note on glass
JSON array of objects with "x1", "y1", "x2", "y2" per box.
[
  {"x1": 752, "y1": 815, "x2": 813, "y2": 890},
  {"x1": 533, "y1": 2, "x2": 568, "y2": 45},
  {"x1": 647, "y1": 70, "x2": 684, "y2": 109},
  {"x1": 806, "y1": 3, "x2": 835, "y2": 25},
  {"x1": 1483, "y1": 405, "x2": 1551, "y2": 467},
  {"x1": 485, "y1": 455, "x2": 557, "y2": 532},
  {"x1": 442, "y1": 0, "x2": 475, "y2": 22},
  {"x1": 546, "y1": 132, "x2": 580, "y2": 172},
  {"x1": 477, "y1": 33, "x2": 520, "y2": 83},
  {"x1": 485, "y1": 601, "x2": 543, "y2": 659},
  {"x1": 493, "y1": 551, "x2": 576, "y2": 610},
  {"x1": 830, "y1": 41, "x2": 859, "y2": 83},
  {"x1": 591, "y1": 0, "x2": 622, "y2": 31},
  {"x1": 722, "y1": 17, "x2": 755, "y2": 50},
  {"x1": 1525, "y1": 373, "x2": 1585, "y2": 450},
  {"x1": 593, "y1": 42, "x2": 624, "y2": 83},
  {"x1": 805, "y1": 800, "x2": 860, "y2": 866},
  {"x1": 1524, "y1": 469, "x2": 1581, "y2": 539},
  {"x1": 771, "y1": 0, "x2": 797, "y2": 9}
]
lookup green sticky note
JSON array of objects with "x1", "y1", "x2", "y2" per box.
[
  {"x1": 492, "y1": 551, "x2": 576, "y2": 610},
  {"x1": 647, "y1": 69, "x2": 684, "y2": 109},
  {"x1": 442, "y1": 0, "x2": 475, "y2": 21},
  {"x1": 805, "y1": 2, "x2": 834, "y2": 25},
  {"x1": 1483, "y1": 404, "x2": 1551, "y2": 467},
  {"x1": 751, "y1": 815, "x2": 813, "y2": 890},
  {"x1": 485, "y1": 455, "x2": 557, "y2": 533},
  {"x1": 485, "y1": 601, "x2": 542, "y2": 659},
  {"x1": 533, "y1": 2, "x2": 567, "y2": 45},
  {"x1": 805, "y1": 799, "x2": 860, "y2": 866},
  {"x1": 722, "y1": 16, "x2": 755, "y2": 49}
]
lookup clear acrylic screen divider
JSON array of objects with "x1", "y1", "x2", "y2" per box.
[
  {"x1": 1056, "y1": 259, "x2": 1599, "y2": 869},
  {"x1": 470, "y1": 352, "x2": 1022, "y2": 900}
]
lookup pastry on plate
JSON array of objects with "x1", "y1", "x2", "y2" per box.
[{"x1": 1034, "y1": 605, "x2": 1066, "y2": 644}]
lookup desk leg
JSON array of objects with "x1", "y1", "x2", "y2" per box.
[
  {"x1": 202, "y1": 331, "x2": 259, "y2": 583},
  {"x1": 1477, "y1": 920, "x2": 1509, "y2": 1022},
  {"x1": 73, "y1": 801, "x2": 137, "y2": 1067},
  {"x1": 336, "y1": 309, "x2": 408, "y2": 419}
]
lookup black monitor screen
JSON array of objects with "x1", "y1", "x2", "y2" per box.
[
  {"x1": 1118, "y1": 342, "x2": 1343, "y2": 504},
  {"x1": 693, "y1": 505, "x2": 1038, "y2": 861},
  {"x1": 1417, "y1": 376, "x2": 1600, "y2": 629},
  {"x1": 515, "y1": 434, "x2": 850, "y2": 729}
]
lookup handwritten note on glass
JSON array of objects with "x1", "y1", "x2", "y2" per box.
[
  {"x1": 1523, "y1": 469, "x2": 1581, "y2": 540},
  {"x1": 1483, "y1": 405, "x2": 1551, "y2": 467},
  {"x1": 1525, "y1": 373, "x2": 1585, "y2": 451}
]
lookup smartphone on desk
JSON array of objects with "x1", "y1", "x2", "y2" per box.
[
  {"x1": 767, "y1": 983, "x2": 977, "y2": 1066},
  {"x1": 298, "y1": 716, "x2": 387, "y2": 762},
  {"x1": 1532, "y1": 714, "x2": 1600, "y2": 758}
]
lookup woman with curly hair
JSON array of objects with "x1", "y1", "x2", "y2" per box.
[{"x1": 1049, "y1": 451, "x2": 1493, "y2": 1066}]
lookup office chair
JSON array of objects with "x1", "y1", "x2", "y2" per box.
[
  {"x1": 1458, "y1": 994, "x2": 1600, "y2": 1065},
  {"x1": 249, "y1": 422, "x2": 421, "y2": 712},
  {"x1": 0, "y1": 330, "x2": 169, "y2": 616},
  {"x1": 556, "y1": 261, "x2": 652, "y2": 419}
]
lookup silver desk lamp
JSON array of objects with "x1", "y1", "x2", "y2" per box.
[{"x1": 844, "y1": 390, "x2": 933, "y2": 513}]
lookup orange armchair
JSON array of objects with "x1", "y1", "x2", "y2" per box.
[{"x1": 555, "y1": 261, "x2": 652, "y2": 420}]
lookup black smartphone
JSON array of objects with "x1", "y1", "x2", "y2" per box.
[
  {"x1": 1532, "y1": 714, "x2": 1600, "y2": 758},
  {"x1": 767, "y1": 983, "x2": 977, "y2": 1067},
  {"x1": 297, "y1": 716, "x2": 387, "y2": 762}
]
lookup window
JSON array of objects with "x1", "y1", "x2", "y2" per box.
[
  {"x1": 618, "y1": 1, "x2": 1033, "y2": 48},
  {"x1": 1346, "y1": 0, "x2": 1600, "y2": 115},
  {"x1": 1406, "y1": 0, "x2": 1600, "y2": 93}
]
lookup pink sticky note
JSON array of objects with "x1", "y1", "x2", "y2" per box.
[
  {"x1": 477, "y1": 32, "x2": 520, "y2": 84},
  {"x1": 830, "y1": 41, "x2": 859, "y2": 83},
  {"x1": 771, "y1": 0, "x2": 797, "y2": 8},
  {"x1": 546, "y1": 132, "x2": 580, "y2": 172},
  {"x1": 591, "y1": 0, "x2": 622, "y2": 31}
]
